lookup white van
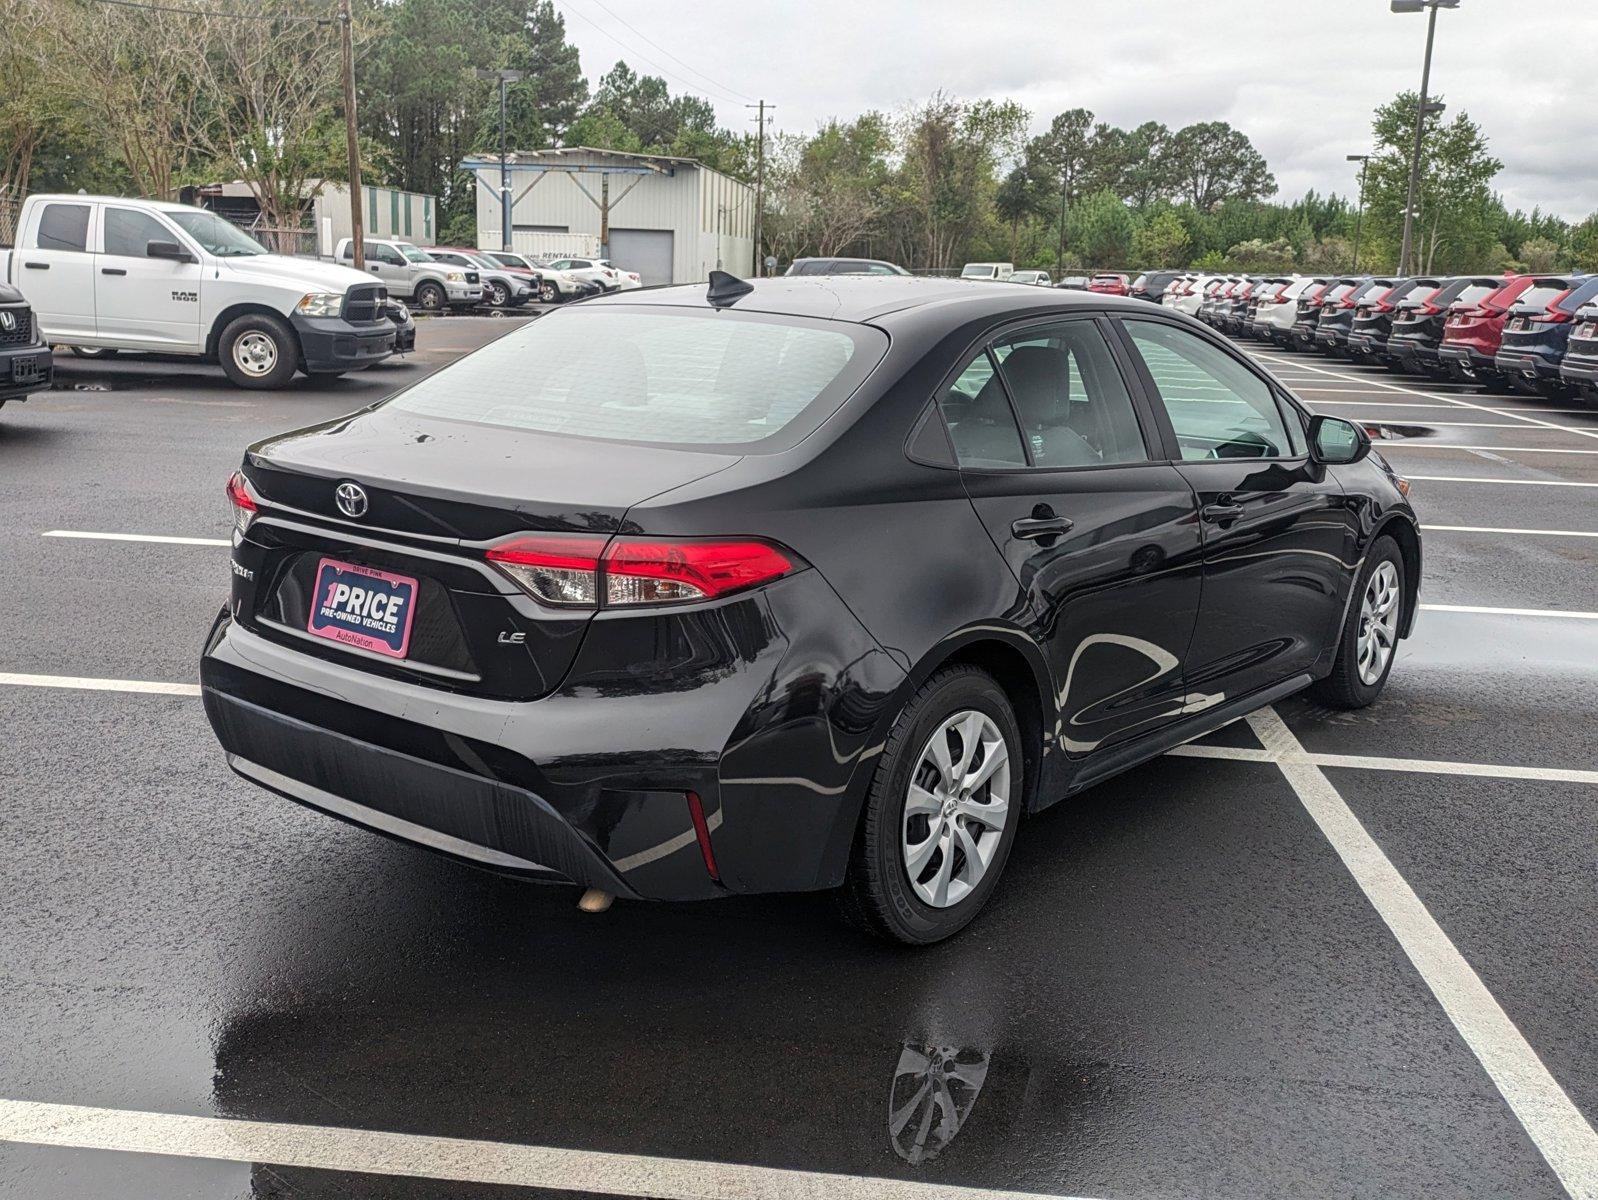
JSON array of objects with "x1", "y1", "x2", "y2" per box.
[{"x1": 959, "y1": 262, "x2": 1015, "y2": 281}]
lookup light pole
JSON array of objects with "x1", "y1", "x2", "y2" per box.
[
  {"x1": 474, "y1": 68, "x2": 525, "y2": 252},
  {"x1": 1391, "y1": 0, "x2": 1458, "y2": 275},
  {"x1": 1346, "y1": 154, "x2": 1370, "y2": 271}
]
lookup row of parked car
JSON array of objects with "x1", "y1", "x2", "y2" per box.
[
  {"x1": 335, "y1": 238, "x2": 641, "y2": 310},
  {"x1": 1151, "y1": 270, "x2": 1598, "y2": 400}
]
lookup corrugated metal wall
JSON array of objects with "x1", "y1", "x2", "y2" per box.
[
  {"x1": 315, "y1": 185, "x2": 434, "y2": 255},
  {"x1": 470, "y1": 153, "x2": 754, "y2": 283}
]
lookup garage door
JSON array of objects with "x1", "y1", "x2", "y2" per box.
[{"x1": 609, "y1": 229, "x2": 674, "y2": 286}]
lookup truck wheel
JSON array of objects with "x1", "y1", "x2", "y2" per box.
[
  {"x1": 70, "y1": 346, "x2": 118, "y2": 360},
  {"x1": 539, "y1": 281, "x2": 558, "y2": 304},
  {"x1": 219, "y1": 313, "x2": 298, "y2": 390},
  {"x1": 415, "y1": 281, "x2": 447, "y2": 311}
]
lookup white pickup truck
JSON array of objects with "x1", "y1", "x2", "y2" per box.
[
  {"x1": 0, "y1": 194, "x2": 396, "y2": 389},
  {"x1": 333, "y1": 237, "x2": 485, "y2": 311}
]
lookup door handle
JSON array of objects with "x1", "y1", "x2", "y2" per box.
[
  {"x1": 100, "y1": 267, "x2": 127, "y2": 276},
  {"x1": 1201, "y1": 502, "x2": 1246, "y2": 524},
  {"x1": 1011, "y1": 515, "x2": 1074, "y2": 540},
  {"x1": 24, "y1": 261, "x2": 48, "y2": 270}
]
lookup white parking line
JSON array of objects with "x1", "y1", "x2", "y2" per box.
[
  {"x1": 1423, "y1": 604, "x2": 1598, "y2": 620},
  {"x1": 43, "y1": 530, "x2": 231, "y2": 547},
  {"x1": 1364, "y1": 421, "x2": 1566, "y2": 429},
  {"x1": 1376, "y1": 444, "x2": 1598, "y2": 455},
  {"x1": 1252, "y1": 351, "x2": 1598, "y2": 444},
  {"x1": 1421, "y1": 525, "x2": 1598, "y2": 539},
  {"x1": 1167, "y1": 742, "x2": 1598, "y2": 785},
  {"x1": 1244, "y1": 708, "x2": 1598, "y2": 1200},
  {"x1": 1310, "y1": 400, "x2": 1596, "y2": 416},
  {"x1": 0, "y1": 1098, "x2": 1086, "y2": 1200},
  {"x1": 1404, "y1": 475, "x2": 1598, "y2": 489},
  {"x1": 0, "y1": 673, "x2": 200, "y2": 696}
]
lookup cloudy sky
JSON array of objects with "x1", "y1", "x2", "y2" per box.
[{"x1": 555, "y1": 0, "x2": 1598, "y2": 220}]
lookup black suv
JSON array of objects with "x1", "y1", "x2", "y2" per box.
[
  {"x1": 1495, "y1": 274, "x2": 1598, "y2": 394},
  {"x1": 203, "y1": 276, "x2": 1419, "y2": 944},
  {"x1": 1315, "y1": 277, "x2": 1387, "y2": 354},
  {"x1": 1128, "y1": 270, "x2": 1183, "y2": 304},
  {"x1": 1386, "y1": 276, "x2": 1501, "y2": 376},
  {"x1": 1347, "y1": 277, "x2": 1442, "y2": 362},
  {"x1": 0, "y1": 282, "x2": 53, "y2": 411},
  {"x1": 1560, "y1": 299, "x2": 1598, "y2": 398}
]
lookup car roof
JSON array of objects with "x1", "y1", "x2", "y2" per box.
[{"x1": 582, "y1": 275, "x2": 1148, "y2": 324}]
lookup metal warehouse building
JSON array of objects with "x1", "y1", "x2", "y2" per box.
[{"x1": 462, "y1": 147, "x2": 755, "y2": 286}]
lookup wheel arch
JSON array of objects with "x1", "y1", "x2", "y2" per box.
[
  {"x1": 206, "y1": 303, "x2": 299, "y2": 362},
  {"x1": 1372, "y1": 513, "x2": 1422, "y2": 637}
]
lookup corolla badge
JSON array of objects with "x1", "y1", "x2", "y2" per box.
[{"x1": 335, "y1": 481, "x2": 369, "y2": 519}]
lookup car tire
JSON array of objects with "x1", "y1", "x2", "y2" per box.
[
  {"x1": 1310, "y1": 535, "x2": 1405, "y2": 710},
  {"x1": 838, "y1": 665, "x2": 1023, "y2": 945},
  {"x1": 538, "y1": 281, "x2": 558, "y2": 304},
  {"x1": 486, "y1": 281, "x2": 509, "y2": 308},
  {"x1": 415, "y1": 281, "x2": 447, "y2": 311},
  {"x1": 217, "y1": 312, "x2": 298, "y2": 390},
  {"x1": 70, "y1": 346, "x2": 118, "y2": 359}
]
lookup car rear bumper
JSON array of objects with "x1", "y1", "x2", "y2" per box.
[
  {"x1": 1494, "y1": 349, "x2": 1563, "y2": 380},
  {"x1": 1438, "y1": 344, "x2": 1496, "y2": 370},
  {"x1": 1559, "y1": 351, "x2": 1598, "y2": 385},
  {"x1": 1387, "y1": 337, "x2": 1439, "y2": 364},
  {"x1": 199, "y1": 568, "x2": 903, "y2": 901},
  {"x1": 0, "y1": 339, "x2": 52, "y2": 400}
]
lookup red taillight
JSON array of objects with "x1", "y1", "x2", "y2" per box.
[
  {"x1": 686, "y1": 791, "x2": 719, "y2": 881},
  {"x1": 1372, "y1": 288, "x2": 1396, "y2": 313},
  {"x1": 1417, "y1": 288, "x2": 1443, "y2": 316},
  {"x1": 485, "y1": 533, "x2": 796, "y2": 609},
  {"x1": 226, "y1": 470, "x2": 257, "y2": 532}
]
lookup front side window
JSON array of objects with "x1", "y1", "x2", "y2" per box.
[
  {"x1": 990, "y1": 322, "x2": 1149, "y2": 468},
  {"x1": 103, "y1": 208, "x2": 174, "y2": 258},
  {"x1": 937, "y1": 350, "x2": 1026, "y2": 468},
  {"x1": 1123, "y1": 319, "x2": 1297, "y2": 460},
  {"x1": 388, "y1": 307, "x2": 882, "y2": 452},
  {"x1": 37, "y1": 203, "x2": 91, "y2": 252},
  {"x1": 396, "y1": 243, "x2": 432, "y2": 263}
]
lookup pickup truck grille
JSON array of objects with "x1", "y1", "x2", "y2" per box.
[
  {"x1": 0, "y1": 306, "x2": 33, "y2": 346},
  {"x1": 341, "y1": 285, "x2": 387, "y2": 323}
]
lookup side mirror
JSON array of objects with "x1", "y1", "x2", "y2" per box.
[
  {"x1": 1308, "y1": 414, "x2": 1371, "y2": 465},
  {"x1": 147, "y1": 240, "x2": 194, "y2": 263}
]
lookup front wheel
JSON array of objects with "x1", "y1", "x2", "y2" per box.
[
  {"x1": 838, "y1": 666, "x2": 1023, "y2": 945},
  {"x1": 218, "y1": 312, "x2": 298, "y2": 390},
  {"x1": 1310, "y1": 536, "x2": 1405, "y2": 709},
  {"x1": 538, "y1": 281, "x2": 558, "y2": 304},
  {"x1": 486, "y1": 281, "x2": 509, "y2": 308},
  {"x1": 414, "y1": 281, "x2": 447, "y2": 311},
  {"x1": 70, "y1": 346, "x2": 118, "y2": 360}
]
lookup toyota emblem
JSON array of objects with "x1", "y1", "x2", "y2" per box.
[{"x1": 335, "y1": 481, "x2": 369, "y2": 519}]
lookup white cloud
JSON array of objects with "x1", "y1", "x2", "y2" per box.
[{"x1": 556, "y1": 0, "x2": 1598, "y2": 220}]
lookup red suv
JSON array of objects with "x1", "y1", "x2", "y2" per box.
[
  {"x1": 1087, "y1": 272, "x2": 1131, "y2": 296},
  {"x1": 1437, "y1": 275, "x2": 1532, "y2": 388}
]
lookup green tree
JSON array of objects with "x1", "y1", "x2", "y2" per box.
[
  {"x1": 1517, "y1": 236, "x2": 1562, "y2": 272},
  {"x1": 1131, "y1": 207, "x2": 1190, "y2": 267},
  {"x1": 1162, "y1": 121, "x2": 1275, "y2": 210},
  {"x1": 1026, "y1": 108, "x2": 1095, "y2": 268},
  {"x1": 1066, "y1": 188, "x2": 1135, "y2": 267},
  {"x1": 1224, "y1": 237, "x2": 1295, "y2": 271},
  {"x1": 1570, "y1": 214, "x2": 1598, "y2": 273},
  {"x1": 1362, "y1": 91, "x2": 1502, "y2": 272}
]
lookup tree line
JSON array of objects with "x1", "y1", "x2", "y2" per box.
[{"x1": 4, "y1": 0, "x2": 1595, "y2": 274}]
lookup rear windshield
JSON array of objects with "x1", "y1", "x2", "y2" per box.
[
  {"x1": 387, "y1": 306, "x2": 886, "y2": 452},
  {"x1": 1515, "y1": 281, "x2": 1573, "y2": 309},
  {"x1": 961, "y1": 265, "x2": 997, "y2": 278},
  {"x1": 1323, "y1": 284, "x2": 1356, "y2": 303}
]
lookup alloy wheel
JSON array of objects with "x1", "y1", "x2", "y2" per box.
[
  {"x1": 901, "y1": 710, "x2": 1010, "y2": 909},
  {"x1": 1356, "y1": 560, "x2": 1401, "y2": 686}
]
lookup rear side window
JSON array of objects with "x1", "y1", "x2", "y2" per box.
[
  {"x1": 37, "y1": 203, "x2": 90, "y2": 252},
  {"x1": 938, "y1": 351, "x2": 1026, "y2": 468},
  {"x1": 990, "y1": 322, "x2": 1149, "y2": 468},
  {"x1": 1558, "y1": 278, "x2": 1598, "y2": 311},
  {"x1": 389, "y1": 307, "x2": 884, "y2": 452},
  {"x1": 1124, "y1": 320, "x2": 1297, "y2": 460}
]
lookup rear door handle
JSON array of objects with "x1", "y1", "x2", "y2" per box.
[
  {"x1": 100, "y1": 267, "x2": 127, "y2": 276},
  {"x1": 1011, "y1": 515, "x2": 1074, "y2": 540},
  {"x1": 24, "y1": 261, "x2": 48, "y2": 270},
  {"x1": 1201, "y1": 502, "x2": 1245, "y2": 524}
]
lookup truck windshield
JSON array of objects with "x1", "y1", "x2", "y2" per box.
[
  {"x1": 168, "y1": 210, "x2": 267, "y2": 257},
  {"x1": 396, "y1": 243, "x2": 433, "y2": 263}
]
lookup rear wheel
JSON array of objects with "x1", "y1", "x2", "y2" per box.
[
  {"x1": 839, "y1": 666, "x2": 1023, "y2": 945},
  {"x1": 1310, "y1": 536, "x2": 1405, "y2": 709},
  {"x1": 218, "y1": 312, "x2": 298, "y2": 390}
]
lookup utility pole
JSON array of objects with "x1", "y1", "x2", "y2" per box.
[
  {"x1": 747, "y1": 101, "x2": 772, "y2": 274},
  {"x1": 1392, "y1": 0, "x2": 1458, "y2": 275},
  {"x1": 338, "y1": 0, "x2": 363, "y2": 269},
  {"x1": 475, "y1": 69, "x2": 525, "y2": 252},
  {"x1": 1057, "y1": 170, "x2": 1068, "y2": 276},
  {"x1": 1347, "y1": 154, "x2": 1371, "y2": 271}
]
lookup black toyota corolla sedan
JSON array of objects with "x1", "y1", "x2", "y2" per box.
[{"x1": 201, "y1": 274, "x2": 1421, "y2": 944}]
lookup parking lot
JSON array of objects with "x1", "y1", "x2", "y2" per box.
[{"x1": 1, "y1": 317, "x2": 1594, "y2": 1199}]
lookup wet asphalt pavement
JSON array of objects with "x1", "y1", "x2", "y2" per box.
[{"x1": 0, "y1": 317, "x2": 1593, "y2": 1199}]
